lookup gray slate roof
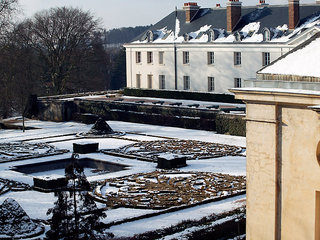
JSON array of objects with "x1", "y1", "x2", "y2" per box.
[{"x1": 132, "y1": 4, "x2": 320, "y2": 42}]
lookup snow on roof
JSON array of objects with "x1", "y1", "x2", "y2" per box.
[
  {"x1": 232, "y1": 87, "x2": 320, "y2": 96},
  {"x1": 273, "y1": 14, "x2": 320, "y2": 42},
  {"x1": 175, "y1": 17, "x2": 180, "y2": 39},
  {"x1": 131, "y1": 5, "x2": 320, "y2": 44},
  {"x1": 259, "y1": 36, "x2": 320, "y2": 77}
]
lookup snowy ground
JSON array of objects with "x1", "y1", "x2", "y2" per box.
[
  {"x1": 108, "y1": 194, "x2": 245, "y2": 237},
  {"x1": 0, "y1": 118, "x2": 246, "y2": 238}
]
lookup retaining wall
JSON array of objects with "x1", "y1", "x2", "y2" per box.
[
  {"x1": 34, "y1": 96, "x2": 246, "y2": 136},
  {"x1": 75, "y1": 99, "x2": 218, "y2": 131}
]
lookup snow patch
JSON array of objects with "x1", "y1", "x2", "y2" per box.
[
  {"x1": 241, "y1": 22, "x2": 260, "y2": 38},
  {"x1": 260, "y1": 37, "x2": 320, "y2": 77},
  {"x1": 175, "y1": 18, "x2": 180, "y2": 39}
]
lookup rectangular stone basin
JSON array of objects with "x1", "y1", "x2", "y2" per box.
[{"x1": 12, "y1": 157, "x2": 128, "y2": 178}]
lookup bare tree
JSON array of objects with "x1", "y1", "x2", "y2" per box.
[
  {"x1": 17, "y1": 7, "x2": 100, "y2": 94},
  {"x1": 0, "y1": 0, "x2": 18, "y2": 39}
]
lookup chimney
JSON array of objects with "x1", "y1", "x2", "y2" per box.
[
  {"x1": 227, "y1": 0, "x2": 242, "y2": 33},
  {"x1": 183, "y1": 2, "x2": 200, "y2": 23},
  {"x1": 216, "y1": 4, "x2": 221, "y2": 8},
  {"x1": 288, "y1": 0, "x2": 300, "y2": 30},
  {"x1": 257, "y1": 0, "x2": 269, "y2": 7}
]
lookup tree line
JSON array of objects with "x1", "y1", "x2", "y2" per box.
[
  {"x1": 103, "y1": 25, "x2": 150, "y2": 45},
  {"x1": 0, "y1": 1, "x2": 147, "y2": 119}
]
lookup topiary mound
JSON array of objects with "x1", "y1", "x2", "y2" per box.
[
  {"x1": 0, "y1": 198, "x2": 44, "y2": 239},
  {"x1": 87, "y1": 118, "x2": 114, "y2": 135}
]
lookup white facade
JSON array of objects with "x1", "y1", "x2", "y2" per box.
[
  {"x1": 125, "y1": 43, "x2": 295, "y2": 93},
  {"x1": 124, "y1": 2, "x2": 320, "y2": 94}
]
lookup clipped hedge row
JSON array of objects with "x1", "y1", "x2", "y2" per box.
[
  {"x1": 216, "y1": 114, "x2": 246, "y2": 137},
  {"x1": 124, "y1": 88, "x2": 243, "y2": 104}
]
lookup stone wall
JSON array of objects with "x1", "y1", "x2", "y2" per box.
[
  {"x1": 33, "y1": 96, "x2": 245, "y2": 135},
  {"x1": 36, "y1": 99, "x2": 76, "y2": 122},
  {"x1": 75, "y1": 99, "x2": 218, "y2": 131}
]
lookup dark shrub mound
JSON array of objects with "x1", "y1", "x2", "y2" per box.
[
  {"x1": 0, "y1": 198, "x2": 44, "y2": 238},
  {"x1": 88, "y1": 118, "x2": 114, "y2": 135}
]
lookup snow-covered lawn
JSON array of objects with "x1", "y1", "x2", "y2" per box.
[
  {"x1": 108, "y1": 194, "x2": 245, "y2": 238},
  {"x1": 108, "y1": 121, "x2": 246, "y2": 147},
  {"x1": 0, "y1": 118, "x2": 246, "y2": 238}
]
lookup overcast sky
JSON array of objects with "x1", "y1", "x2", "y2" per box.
[{"x1": 19, "y1": 0, "x2": 316, "y2": 30}]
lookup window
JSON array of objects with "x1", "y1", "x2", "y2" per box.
[
  {"x1": 146, "y1": 31, "x2": 153, "y2": 42},
  {"x1": 183, "y1": 51, "x2": 189, "y2": 64},
  {"x1": 208, "y1": 77, "x2": 215, "y2": 92},
  {"x1": 183, "y1": 76, "x2": 190, "y2": 90},
  {"x1": 262, "y1": 52, "x2": 270, "y2": 66},
  {"x1": 136, "y1": 74, "x2": 141, "y2": 88},
  {"x1": 159, "y1": 75, "x2": 165, "y2": 89},
  {"x1": 147, "y1": 74, "x2": 153, "y2": 88},
  {"x1": 234, "y1": 52, "x2": 241, "y2": 65},
  {"x1": 147, "y1": 52, "x2": 153, "y2": 64},
  {"x1": 159, "y1": 51, "x2": 164, "y2": 65},
  {"x1": 136, "y1": 52, "x2": 141, "y2": 63},
  {"x1": 207, "y1": 52, "x2": 214, "y2": 65},
  {"x1": 234, "y1": 78, "x2": 242, "y2": 88},
  {"x1": 183, "y1": 34, "x2": 190, "y2": 42},
  {"x1": 263, "y1": 29, "x2": 270, "y2": 41},
  {"x1": 234, "y1": 31, "x2": 241, "y2": 42},
  {"x1": 208, "y1": 29, "x2": 215, "y2": 42}
]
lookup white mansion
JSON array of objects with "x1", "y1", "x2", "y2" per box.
[{"x1": 124, "y1": 0, "x2": 320, "y2": 93}]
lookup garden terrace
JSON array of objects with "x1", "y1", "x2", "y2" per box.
[
  {"x1": 33, "y1": 92, "x2": 246, "y2": 136},
  {"x1": 0, "y1": 118, "x2": 246, "y2": 238}
]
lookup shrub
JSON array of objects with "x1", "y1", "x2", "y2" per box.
[
  {"x1": 216, "y1": 114, "x2": 246, "y2": 137},
  {"x1": 123, "y1": 88, "x2": 243, "y2": 104}
]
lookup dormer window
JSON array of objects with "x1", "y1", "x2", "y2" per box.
[
  {"x1": 263, "y1": 28, "x2": 271, "y2": 41},
  {"x1": 146, "y1": 31, "x2": 154, "y2": 42},
  {"x1": 183, "y1": 33, "x2": 190, "y2": 42},
  {"x1": 234, "y1": 31, "x2": 241, "y2": 42},
  {"x1": 208, "y1": 29, "x2": 215, "y2": 42}
]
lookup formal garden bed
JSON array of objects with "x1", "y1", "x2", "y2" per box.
[
  {"x1": 0, "y1": 178, "x2": 31, "y2": 196},
  {"x1": 0, "y1": 143, "x2": 67, "y2": 163},
  {"x1": 93, "y1": 170, "x2": 246, "y2": 209},
  {"x1": 106, "y1": 140, "x2": 244, "y2": 161}
]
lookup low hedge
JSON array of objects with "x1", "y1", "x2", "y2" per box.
[
  {"x1": 216, "y1": 114, "x2": 246, "y2": 137},
  {"x1": 124, "y1": 88, "x2": 243, "y2": 104}
]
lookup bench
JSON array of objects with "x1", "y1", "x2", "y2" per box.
[
  {"x1": 220, "y1": 107, "x2": 246, "y2": 113},
  {"x1": 152, "y1": 101, "x2": 165, "y2": 105},
  {"x1": 206, "y1": 105, "x2": 219, "y2": 109},
  {"x1": 187, "y1": 104, "x2": 200, "y2": 108},
  {"x1": 169, "y1": 102, "x2": 182, "y2": 106}
]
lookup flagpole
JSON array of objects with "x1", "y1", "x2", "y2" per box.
[{"x1": 174, "y1": 6, "x2": 178, "y2": 90}]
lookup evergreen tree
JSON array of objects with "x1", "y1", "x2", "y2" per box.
[
  {"x1": 110, "y1": 47, "x2": 126, "y2": 90},
  {"x1": 47, "y1": 154, "x2": 106, "y2": 240}
]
